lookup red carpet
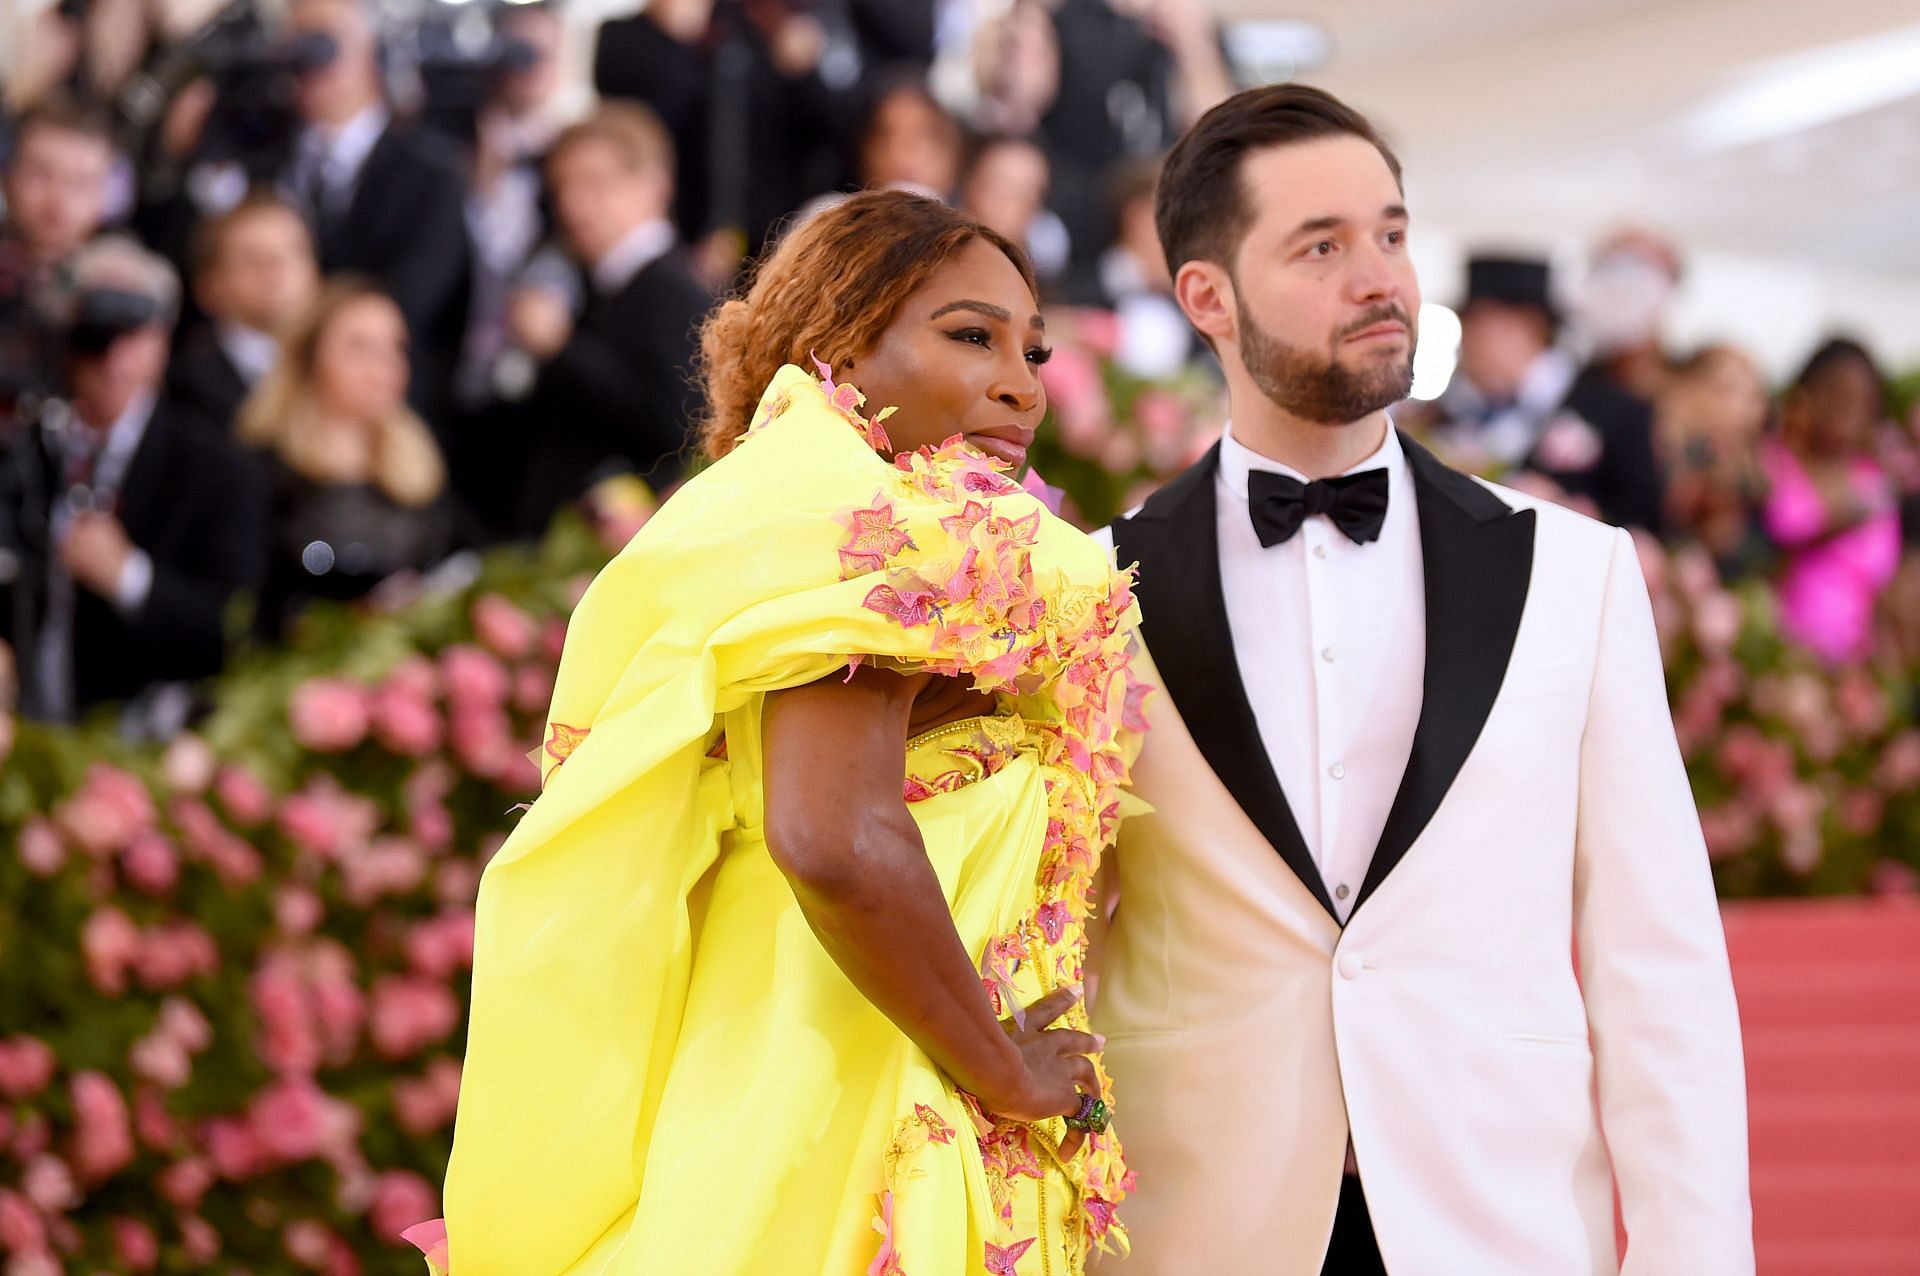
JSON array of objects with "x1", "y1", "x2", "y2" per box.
[{"x1": 1723, "y1": 898, "x2": 1920, "y2": 1275}]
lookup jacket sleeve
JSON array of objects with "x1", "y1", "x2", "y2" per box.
[{"x1": 1574, "y1": 526, "x2": 1753, "y2": 1273}]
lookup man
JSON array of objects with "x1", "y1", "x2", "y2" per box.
[
  {"x1": 166, "y1": 192, "x2": 320, "y2": 429},
  {"x1": 1, "y1": 99, "x2": 115, "y2": 407},
  {"x1": 0, "y1": 237, "x2": 266, "y2": 728},
  {"x1": 280, "y1": 0, "x2": 471, "y2": 427},
  {"x1": 474, "y1": 103, "x2": 711, "y2": 536},
  {"x1": 1415, "y1": 254, "x2": 1666, "y2": 533},
  {"x1": 1091, "y1": 85, "x2": 1750, "y2": 1274}
]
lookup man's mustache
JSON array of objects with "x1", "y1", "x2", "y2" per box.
[{"x1": 1336, "y1": 304, "x2": 1415, "y2": 341}]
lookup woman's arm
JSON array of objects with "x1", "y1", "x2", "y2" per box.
[{"x1": 762, "y1": 664, "x2": 1099, "y2": 1125}]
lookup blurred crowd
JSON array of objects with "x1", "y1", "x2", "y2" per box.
[
  {"x1": 1400, "y1": 238, "x2": 1920, "y2": 676},
  {"x1": 0, "y1": 0, "x2": 1915, "y2": 742}
]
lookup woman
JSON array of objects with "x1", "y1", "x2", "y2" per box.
[
  {"x1": 434, "y1": 191, "x2": 1144, "y2": 1275},
  {"x1": 1761, "y1": 338, "x2": 1901, "y2": 664},
  {"x1": 238, "y1": 277, "x2": 453, "y2": 638},
  {"x1": 1658, "y1": 344, "x2": 1772, "y2": 580}
]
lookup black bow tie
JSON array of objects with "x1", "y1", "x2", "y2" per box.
[{"x1": 1247, "y1": 468, "x2": 1390, "y2": 547}]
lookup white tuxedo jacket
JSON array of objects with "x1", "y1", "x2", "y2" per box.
[{"x1": 1091, "y1": 436, "x2": 1752, "y2": 1275}]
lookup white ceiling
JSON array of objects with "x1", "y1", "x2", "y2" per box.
[{"x1": 1212, "y1": 0, "x2": 1920, "y2": 369}]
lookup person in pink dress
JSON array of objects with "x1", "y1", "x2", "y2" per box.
[{"x1": 1761, "y1": 338, "x2": 1901, "y2": 664}]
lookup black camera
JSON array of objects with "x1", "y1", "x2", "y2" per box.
[{"x1": 65, "y1": 286, "x2": 164, "y2": 356}]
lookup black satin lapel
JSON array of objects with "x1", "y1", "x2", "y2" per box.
[
  {"x1": 1115, "y1": 450, "x2": 1337, "y2": 919},
  {"x1": 1352, "y1": 449, "x2": 1535, "y2": 916}
]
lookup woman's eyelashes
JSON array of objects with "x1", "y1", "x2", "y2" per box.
[{"x1": 945, "y1": 328, "x2": 1053, "y2": 365}]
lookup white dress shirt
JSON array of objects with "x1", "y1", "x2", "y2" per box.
[
  {"x1": 591, "y1": 218, "x2": 676, "y2": 297},
  {"x1": 217, "y1": 323, "x2": 280, "y2": 387},
  {"x1": 1215, "y1": 418, "x2": 1425, "y2": 922},
  {"x1": 293, "y1": 104, "x2": 390, "y2": 217}
]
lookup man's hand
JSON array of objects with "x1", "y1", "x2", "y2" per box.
[
  {"x1": 507, "y1": 287, "x2": 575, "y2": 362},
  {"x1": 60, "y1": 512, "x2": 135, "y2": 599}
]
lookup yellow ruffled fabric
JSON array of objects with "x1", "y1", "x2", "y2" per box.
[{"x1": 441, "y1": 364, "x2": 1146, "y2": 1276}]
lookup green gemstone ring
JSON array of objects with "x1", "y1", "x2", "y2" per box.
[{"x1": 1065, "y1": 1094, "x2": 1110, "y2": 1134}]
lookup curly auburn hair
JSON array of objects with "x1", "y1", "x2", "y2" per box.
[{"x1": 695, "y1": 190, "x2": 1035, "y2": 460}]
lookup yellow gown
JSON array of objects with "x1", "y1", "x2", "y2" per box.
[{"x1": 439, "y1": 364, "x2": 1145, "y2": 1276}]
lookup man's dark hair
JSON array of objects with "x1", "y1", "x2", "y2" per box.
[
  {"x1": 8, "y1": 96, "x2": 115, "y2": 163},
  {"x1": 1155, "y1": 84, "x2": 1401, "y2": 282}
]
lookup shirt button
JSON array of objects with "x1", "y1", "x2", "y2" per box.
[
  {"x1": 1321, "y1": 646, "x2": 1336, "y2": 663},
  {"x1": 1337, "y1": 952, "x2": 1364, "y2": 980},
  {"x1": 1335, "y1": 883, "x2": 1350, "y2": 900},
  {"x1": 1329, "y1": 762, "x2": 1346, "y2": 779},
  {"x1": 1313, "y1": 543, "x2": 1329, "y2": 559}
]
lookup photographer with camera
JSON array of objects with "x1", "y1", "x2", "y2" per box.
[
  {"x1": 279, "y1": 0, "x2": 471, "y2": 434},
  {"x1": 2, "y1": 99, "x2": 118, "y2": 411},
  {"x1": 0, "y1": 235, "x2": 265, "y2": 729}
]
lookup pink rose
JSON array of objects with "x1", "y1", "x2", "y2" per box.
[
  {"x1": 212, "y1": 765, "x2": 275, "y2": 826},
  {"x1": 1876, "y1": 730, "x2": 1920, "y2": 792},
  {"x1": 158, "y1": 1157, "x2": 214, "y2": 1210},
  {"x1": 121, "y1": 830, "x2": 181, "y2": 896},
  {"x1": 433, "y1": 857, "x2": 481, "y2": 906},
  {"x1": 340, "y1": 836, "x2": 429, "y2": 907},
  {"x1": 368, "y1": 1169, "x2": 440, "y2": 1242},
  {"x1": 133, "y1": 1087, "x2": 177, "y2": 1148},
  {"x1": 1690, "y1": 590, "x2": 1744, "y2": 657},
  {"x1": 1871, "y1": 860, "x2": 1919, "y2": 895},
  {"x1": 53, "y1": 763, "x2": 155, "y2": 856},
  {"x1": 512, "y1": 662, "x2": 556, "y2": 716},
  {"x1": 1834, "y1": 671, "x2": 1891, "y2": 739},
  {"x1": 391, "y1": 1058, "x2": 462, "y2": 1136},
  {"x1": 371, "y1": 678, "x2": 443, "y2": 757},
  {"x1": 311, "y1": 970, "x2": 368, "y2": 1065},
  {"x1": 369, "y1": 976, "x2": 461, "y2": 1060},
  {"x1": 384, "y1": 654, "x2": 442, "y2": 701},
  {"x1": 113, "y1": 1216, "x2": 160, "y2": 1271},
  {"x1": 70, "y1": 1071, "x2": 135, "y2": 1183},
  {"x1": 277, "y1": 777, "x2": 380, "y2": 860},
  {"x1": 81, "y1": 906, "x2": 142, "y2": 995},
  {"x1": 0, "y1": 1189, "x2": 47, "y2": 1257},
  {"x1": 16, "y1": 818, "x2": 66, "y2": 877},
  {"x1": 159, "y1": 997, "x2": 212, "y2": 1053},
  {"x1": 249, "y1": 1075, "x2": 359, "y2": 1166},
  {"x1": 252, "y1": 956, "x2": 321, "y2": 1075},
  {"x1": 274, "y1": 886, "x2": 325, "y2": 937},
  {"x1": 133, "y1": 922, "x2": 220, "y2": 991},
  {"x1": 203, "y1": 1116, "x2": 264, "y2": 1179},
  {"x1": 472, "y1": 594, "x2": 537, "y2": 660},
  {"x1": 160, "y1": 734, "x2": 217, "y2": 794},
  {"x1": 540, "y1": 616, "x2": 568, "y2": 662},
  {"x1": 449, "y1": 701, "x2": 518, "y2": 781},
  {"x1": 410, "y1": 802, "x2": 454, "y2": 852},
  {"x1": 288, "y1": 678, "x2": 371, "y2": 752},
  {"x1": 0, "y1": 1037, "x2": 56, "y2": 1099},
  {"x1": 130, "y1": 1033, "x2": 192, "y2": 1090},
  {"x1": 11, "y1": 1113, "x2": 50, "y2": 1158},
  {"x1": 19, "y1": 1156, "x2": 74, "y2": 1213},
  {"x1": 6, "y1": 1253, "x2": 62, "y2": 1276},
  {"x1": 441, "y1": 644, "x2": 510, "y2": 707},
  {"x1": 180, "y1": 1214, "x2": 221, "y2": 1263},
  {"x1": 1039, "y1": 344, "x2": 1112, "y2": 459},
  {"x1": 405, "y1": 910, "x2": 476, "y2": 979},
  {"x1": 1837, "y1": 788, "x2": 1885, "y2": 837},
  {"x1": 283, "y1": 1219, "x2": 333, "y2": 1266}
]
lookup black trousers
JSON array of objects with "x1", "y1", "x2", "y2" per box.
[{"x1": 1320, "y1": 1175, "x2": 1388, "y2": 1276}]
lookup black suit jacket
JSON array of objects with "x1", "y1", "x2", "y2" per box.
[
  {"x1": 164, "y1": 325, "x2": 252, "y2": 433},
  {"x1": 0, "y1": 397, "x2": 269, "y2": 715},
  {"x1": 504, "y1": 248, "x2": 713, "y2": 533},
  {"x1": 301, "y1": 125, "x2": 473, "y2": 430},
  {"x1": 1525, "y1": 364, "x2": 1666, "y2": 534}
]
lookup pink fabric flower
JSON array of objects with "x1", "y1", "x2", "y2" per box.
[
  {"x1": 441, "y1": 643, "x2": 511, "y2": 707},
  {"x1": 70, "y1": 1071, "x2": 136, "y2": 1183},
  {"x1": 121, "y1": 830, "x2": 181, "y2": 895},
  {"x1": 403, "y1": 1219, "x2": 450, "y2": 1273},
  {"x1": 289, "y1": 677, "x2": 372, "y2": 752},
  {"x1": 472, "y1": 593, "x2": 537, "y2": 660},
  {"x1": 16, "y1": 818, "x2": 66, "y2": 877},
  {"x1": 369, "y1": 976, "x2": 462, "y2": 1060},
  {"x1": 54, "y1": 763, "x2": 156, "y2": 856},
  {"x1": 213, "y1": 765, "x2": 276, "y2": 826},
  {"x1": 0, "y1": 1037, "x2": 56, "y2": 1099},
  {"x1": 81, "y1": 906, "x2": 142, "y2": 995},
  {"x1": 369, "y1": 1169, "x2": 440, "y2": 1242},
  {"x1": 113, "y1": 1216, "x2": 160, "y2": 1270}
]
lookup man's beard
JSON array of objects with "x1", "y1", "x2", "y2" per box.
[{"x1": 1238, "y1": 294, "x2": 1417, "y2": 426}]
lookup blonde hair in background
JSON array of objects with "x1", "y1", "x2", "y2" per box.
[
  {"x1": 548, "y1": 100, "x2": 675, "y2": 178},
  {"x1": 238, "y1": 275, "x2": 445, "y2": 507}
]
